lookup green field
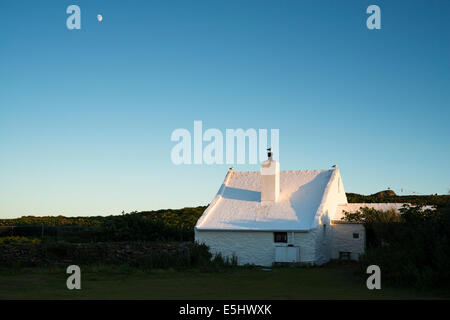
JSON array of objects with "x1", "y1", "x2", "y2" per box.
[{"x1": 0, "y1": 263, "x2": 448, "y2": 300}]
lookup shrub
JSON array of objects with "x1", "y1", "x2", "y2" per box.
[
  {"x1": 0, "y1": 206, "x2": 207, "y2": 243},
  {"x1": 346, "y1": 204, "x2": 450, "y2": 288}
]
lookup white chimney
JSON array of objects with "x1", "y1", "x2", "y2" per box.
[{"x1": 261, "y1": 148, "x2": 280, "y2": 202}]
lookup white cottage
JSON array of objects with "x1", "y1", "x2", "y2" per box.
[{"x1": 195, "y1": 153, "x2": 406, "y2": 266}]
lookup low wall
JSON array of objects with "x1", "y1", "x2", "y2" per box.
[{"x1": 0, "y1": 242, "x2": 191, "y2": 267}]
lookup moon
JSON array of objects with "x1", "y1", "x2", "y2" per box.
[{"x1": 97, "y1": 14, "x2": 103, "y2": 22}]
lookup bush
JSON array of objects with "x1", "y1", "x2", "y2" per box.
[
  {"x1": 346, "y1": 204, "x2": 450, "y2": 288},
  {"x1": 0, "y1": 207, "x2": 207, "y2": 243}
]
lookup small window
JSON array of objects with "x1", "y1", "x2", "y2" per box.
[
  {"x1": 353, "y1": 233, "x2": 359, "y2": 239},
  {"x1": 274, "y1": 232, "x2": 287, "y2": 243}
]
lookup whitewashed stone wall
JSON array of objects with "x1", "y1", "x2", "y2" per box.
[
  {"x1": 330, "y1": 223, "x2": 365, "y2": 260},
  {"x1": 311, "y1": 169, "x2": 347, "y2": 265},
  {"x1": 195, "y1": 230, "x2": 319, "y2": 266},
  {"x1": 313, "y1": 223, "x2": 333, "y2": 265},
  {"x1": 195, "y1": 230, "x2": 274, "y2": 266},
  {"x1": 292, "y1": 230, "x2": 318, "y2": 264},
  {"x1": 315, "y1": 169, "x2": 348, "y2": 226},
  {"x1": 195, "y1": 223, "x2": 365, "y2": 265}
]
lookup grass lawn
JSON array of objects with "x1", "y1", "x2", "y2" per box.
[{"x1": 0, "y1": 263, "x2": 448, "y2": 299}]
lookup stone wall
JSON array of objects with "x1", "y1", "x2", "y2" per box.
[{"x1": 0, "y1": 242, "x2": 191, "y2": 267}]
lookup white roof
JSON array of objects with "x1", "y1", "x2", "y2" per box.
[
  {"x1": 195, "y1": 169, "x2": 335, "y2": 231},
  {"x1": 333, "y1": 203, "x2": 408, "y2": 221}
]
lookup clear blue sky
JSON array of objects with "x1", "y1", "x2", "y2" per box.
[{"x1": 1, "y1": 0, "x2": 449, "y2": 218}]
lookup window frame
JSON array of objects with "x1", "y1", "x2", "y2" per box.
[{"x1": 273, "y1": 232, "x2": 288, "y2": 243}]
